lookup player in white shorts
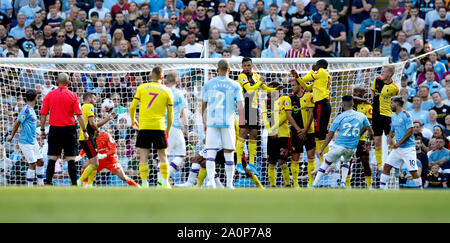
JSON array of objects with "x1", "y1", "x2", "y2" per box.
[
  {"x1": 313, "y1": 95, "x2": 373, "y2": 188},
  {"x1": 7, "y1": 89, "x2": 45, "y2": 186},
  {"x1": 380, "y1": 97, "x2": 422, "y2": 189},
  {"x1": 201, "y1": 59, "x2": 244, "y2": 189}
]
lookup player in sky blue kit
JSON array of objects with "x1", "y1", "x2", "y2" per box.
[
  {"x1": 7, "y1": 89, "x2": 44, "y2": 186},
  {"x1": 201, "y1": 59, "x2": 245, "y2": 189},
  {"x1": 380, "y1": 97, "x2": 423, "y2": 189},
  {"x1": 312, "y1": 95, "x2": 373, "y2": 188}
]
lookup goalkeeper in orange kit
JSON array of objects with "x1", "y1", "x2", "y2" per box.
[{"x1": 76, "y1": 130, "x2": 140, "y2": 187}]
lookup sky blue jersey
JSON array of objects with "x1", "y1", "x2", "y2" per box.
[
  {"x1": 331, "y1": 109, "x2": 370, "y2": 149},
  {"x1": 169, "y1": 87, "x2": 187, "y2": 129},
  {"x1": 17, "y1": 104, "x2": 37, "y2": 145},
  {"x1": 391, "y1": 110, "x2": 415, "y2": 148}
]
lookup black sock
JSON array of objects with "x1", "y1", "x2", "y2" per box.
[
  {"x1": 67, "y1": 160, "x2": 77, "y2": 186},
  {"x1": 46, "y1": 159, "x2": 56, "y2": 185}
]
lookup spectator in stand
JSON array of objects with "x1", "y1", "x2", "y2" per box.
[
  {"x1": 208, "y1": 39, "x2": 222, "y2": 58},
  {"x1": 221, "y1": 21, "x2": 238, "y2": 45},
  {"x1": 148, "y1": 13, "x2": 164, "y2": 47},
  {"x1": 430, "y1": 27, "x2": 450, "y2": 62},
  {"x1": 42, "y1": 25, "x2": 56, "y2": 48},
  {"x1": 111, "y1": 0, "x2": 130, "y2": 20},
  {"x1": 225, "y1": 0, "x2": 239, "y2": 22},
  {"x1": 16, "y1": 26, "x2": 35, "y2": 58},
  {"x1": 180, "y1": 9, "x2": 195, "y2": 37},
  {"x1": 430, "y1": 7, "x2": 450, "y2": 40},
  {"x1": 305, "y1": 0, "x2": 318, "y2": 14},
  {"x1": 61, "y1": 6, "x2": 85, "y2": 32},
  {"x1": 164, "y1": 23, "x2": 181, "y2": 47},
  {"x1": 196, "y1": 6, "x2": 211, "y2": 39},
  {"x1": 350, "y1": 0, "x2": 374, "y2": 41},
  {"x1": 114, "y1": 39, "x2": 132, "y2": 58},
  {"x1": 445, "y1": 114, "x2": 450, "y2": 136},
  {"x1": 88, "y1": 39, "x2": 106, "y2": 58},
  {"x1": 425, "y1": 109, "x2": 446, "y2": 132},
  {"x1": 424, "y1": 164, "x2": 448, "y2": 188},
  {"x1": 138, "y1": 3, "x2": 151, "y2": 25},
  {"x1": 124, "y1": 2, "x2": 138, "y2": 26},
  {"x1": 49, "y1": 30, "x2": 74, "y2": 57},
  {"x1": 394, "y1": 30, "x2": 413, "y2": 53},
  {"x1": 415, "y1": 135, "x2": 430, "y2": 181},
  {"x1": 10, "y1": 13, "x2": 27, "y2": 40},
  {"x1": 410, "y1": 95, "x2": 430, "y2": 124},
  {"x1": 140, "y1": 41, "x2": 159, "y2": 58},
  {"x1": 402, "y1": 7, "x2": 425, "y2": 46},
  {"x1": 180, "y1": 1, "x2": 198, "y2": 23},
  {"x1": 183, "y1": 32, "x2": 203, "y2": 58},
  {"x1": 329, "y1": 10, "x2": 346, "y2": 57},
  {"x1": 418, "y1": 0, "x2": 435, "y2": 19},
  {"x1": 246, "y1": 18, "x2": 262, "y2": 51},
  {"x1": 414, "y1": 120, "x2": 431, "y2": 147},
  {"x1": 18, "y1": 0, "x2": 41, "y2": 27},
  {"x1": 252, "y1": 0, "x2": 268, "y2": 30},
  {"x1": 47, "y1": 6, "x2": 64, "y2": 31},
  {"x1": 428, "y1": 136, "x2": 450, "y2": 166},
  {"x1": 291, "y1": 1, "x2": 311, "y2": 33},
  {"x1": 159, "y1": 0, "x2": 180, "y2": 24},
  {"x1": 425, "y1": 0, "x2": 450, "y2": 41},
  {"x1": 88, "y1": 21, "x2": 111, "y2": 45},
  {"x1": 418, "y1": 85, "x2": 436, "y2": 111},
  {"x1": 210, "y1": 2, "x2": 233, "y2": 35},
  {"x1": 378, "y1": 32, "x2": 401, "y2": 63},
  {"x1": 350, "y1": 32, "x2": 366, "y2": 57},
  {"x1": 110, "y1": 12, "x2": 134, "y2": 41},
  {"x1": 99, "y1": 32, "x2": 116, "y2": 57},
  {"x1": 129, "y1": 36, "x2": 145, "y2": 57},
  {"x1": 89, "y1": 0, "x2": 110, "y2": 20},
  {"x1": 231, "y1": 24, "x2": 258, "y2": 58},
  {"x1": 382, "y1": 8, "x2": 402, "y2": 38},
  {"x1": 381, "y1": 0, "x2": 404, "y2": 22},
  {"x1": 429, "y1": 51, "x2": 447, "y2": 79},
  {"x1": 310, "y1": 0, "x2": 326, "y2": 22},
  {"x1": 328, "y1": 0, "x2": 349, "y2": 34},
  {"x1": 259, "y1": 4, "x2": 284, "y2": 47},
  {"x1": 417, "y1": 60, "x2": 441, "y2": 86},
  {"x1": 278, "y1": 2, "x2": 292, "y2": 24},
  {"x1": 423, "y1": 70, "x2": 443, "y2": 96},
  {"x1": 155, "y1": 33, "x2": 177, "y2": 58},
  {"x1": 431, "y1": 92, "x2": 450, "y2": 126},
  {"x1": 176, "y1": 45, "x2": 186, "y2": 58},
  {"x1": 432, "y1": 125, "x2": 450, "y2": 147},
  {"x1": 261, "y1": 35, "x2": 285, "y2": 58},
  {"x1": 311, "y1": 19, "x2": 331, "y2": 57},
  {"x1": 359, "y1": 8, "x2": 383, "y2": 51},
  {"x1": 275, "y1": 28, "x2": 290, "y2": 54},
  {"x1": 209, "y1": 28, "x2": 227, "y2": 51}
]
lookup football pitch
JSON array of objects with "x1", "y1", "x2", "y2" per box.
[{"x1": 0, "y1": 187, "x2": 449, "y2": 223}]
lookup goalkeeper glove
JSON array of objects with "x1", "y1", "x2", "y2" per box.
[{"x1": 97, "y1": 153, "x2": 107, "y2": 160}]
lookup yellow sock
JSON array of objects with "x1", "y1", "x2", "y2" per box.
[
  {"x1": 346, "y1": 175, "x2": 351, "y2": 188},
  {"x1": 291, "y1": 162, "x2": 300, "y2": 187},
  {"x1": 307, "y1": 159, "x2": 315, "y2": 187},
  {"x1": 316, "y1": 140, "x2": 323, "y2": 162},
  {"x1": 236, "y1": 137, "x2": 245, "y2": 164},
  {"x1": 139, "y1": 162, "x2": 149, "y2": 181},
  {"x1": 87, "y1": 166, "x2": 97, "y2": 185},
  {"x1": 197, "y1": 167, "x2": 207, "y2": 186},
  {"x1": 280, "y1": 163, "x2": 291, "y2": 186},
  {"x1": 365, "y1": 176, "x2": 372, "y2": 188},
  {"x1": 375, "y1": 147, "x2": 382, "y2": 167},
  {"x1": 79, "y1": 164, "x2": 94, "y2": 182},
  {"x1": 250, "y1": 174, "x2": 264, "y2": 188},
  {"x1": 160, "y1": 162, "x2": 169, "y2": 181},
  {"x1": 248, "y1": 139, "x2": 257, "y2": 165},
  {"x1": 268, "y1": 164, "x2": 276, "y2": 187}
]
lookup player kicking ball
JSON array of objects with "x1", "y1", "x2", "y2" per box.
[
  {"x1": 312, "y1": 95, "x2": 373, "y2": 188},
  {"x1": 76, "y1": 131, "x2": 140, "y2": 188},
  {"x1": 379, "y1": 97, "x2": 422, "y2": 189}
]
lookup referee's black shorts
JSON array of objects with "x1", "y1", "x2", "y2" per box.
[
  {"x1": 372, "y1": 115, "x2": 391, "y2": 137},
  {"x1": 47, "y1": 125, "x2": 78, "y2": 157},
  {"x1": 314, "y1": 99, "x2": 332, "y2": 141},
  {"x1": 136, "y1": 130, "x2": 168, "y2": 149}
]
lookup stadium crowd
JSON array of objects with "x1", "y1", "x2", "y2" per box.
[{"x1": 1, "y1": 0, "x2": 450, "y2": 188}]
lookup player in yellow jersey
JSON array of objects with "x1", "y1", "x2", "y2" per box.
[
  {"x1": 285, "y1": 78, "x2": 316, "y2": 188},
  {"x1": 129, "y1": 66, "x2": 174, "y2": 188},
  {"x1": 77, "y1": 92, "x2": 116, "y2": 187},
  {"x1": 236, "y1": 57, "x2": 284, "y2": 175},
  {"x1": 291, "y1": 59, "x2": 332, "y2": 166},
  {"x1": 262, "y1": 82, "x2": 291, "y2": 187},
  {"x1": 371, "y1": 65, "x2": 399, "y2": 171}
]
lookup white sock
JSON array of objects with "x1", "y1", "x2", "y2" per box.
[
  {"x1": 224, "y1": 152, "x2": 235, "y2": 188},
  {"x1": 380, "y1": 173, "x2": 390, "y2": 189},
  {"x1": 340, "y1": 163, "x2": 350, "y2": 184},
  {"x1": 206, "y1": 149, "x2": 218, "y2": 185},
  {"x1": 413, "y1": 177, "x2": 423, "y2": 189},
  {"x1": 36, "y1": 166, "x2": 44, "y2": 185},
  {"x1": 169, "y1": 156, "x2": 184, "y2": 176},
  {"x1": 187, "y1": 163, "x2": 200, "y2": 185},
  {"x1": 26, "y1": 169, "x2": 35, "y2": 186},
  {"x1": 312, "y1": 162, "x2": 330, "y2": 186}
]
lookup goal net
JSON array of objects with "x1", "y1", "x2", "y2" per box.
[{"x1": 0, "y1": 57, "x2": 404, "y2": 188}]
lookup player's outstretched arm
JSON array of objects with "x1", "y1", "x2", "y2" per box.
[
  {"x1": 6, "y1": 120, "x2": 21, "y2": 142},
  {"x1": 97, "y1": 112, "x2": 116, "y2": 128}
]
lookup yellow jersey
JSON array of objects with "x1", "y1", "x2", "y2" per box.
[
  {"x1": 262, "y1": 95, "x2": 290, "y2": 138},
  {"x1": 79, "y1": 103, "x2": 95, "y2": 141},
  {"x1": 238, "y1": 72, "x2": 276, "y2": 109},
  {"x1": 130, "y1": 82, "x2": 174, "y2": 130},
  {"x1": 354, "y1": 102, "x2": 373, "y2": 141},
  {"x1": 297, "y1": 68, "x2": 331, "y2": 102},
  {"x1": 285, "y1": 92, "x2": 315, "y2": 134},
  {"x1": 371, "y1": 77, "x2": 399, "y2": 117}
]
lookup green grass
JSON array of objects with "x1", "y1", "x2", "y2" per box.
[{"x1": 0, "y1": 187, "x2": 449, "y2": 223}]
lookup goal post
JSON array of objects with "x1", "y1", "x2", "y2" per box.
[{"x1": 1, "y1": 56, "x2": 403, "y2": 188}]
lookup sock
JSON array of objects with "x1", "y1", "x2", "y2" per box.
[
  {"x1": 268, "y1": 164, "x2": 276, "y2": 187},
  {"x1": 214, "y1": 173, "x2": 223, "y2": 187},
  {"x1": 169, "y1": 156, "x2": 184, "y2": 176},
  {"x1": 380, "y1": 173, "x2": 390, "y2": 189},
  {"x1": 126, "y1": 177, "x2": 139, "y2": 187},
  {"x1": 187, "y1": 163, "x2": 200, "y2": 185},
  {"x1": 36, "y1": 166, "x2": 44, "y2": 185},
  {"x1": 160, "y1": 162, "x2": 169, "y2": 185},
  {"x1": 139, "y1": 162, "x2": 149, "y2": 183},
  {"x1": 248, "y1": 139, "x2": 257, "y2": 165},
  {"x1": 340, "y1": 163, "x2": 350, "y2": 185},
  {"x1": 79, "y1": 164, "x2": 95, "y2": 182},
  {"x1": 413, "y1": 177, "x2": 423, "y2": 188},
  {"x1": 346, "y1": 175, "x2": 351, "y2": 188},
  {"x1": 236, "y1": 137, "x2": 245, "y2": 164},
  {"x1": 67, "y1": 160, "x2": 77, "y2": 186},
  {"x1": 291, "y1": 162, "x2": 300, "y2": 187},
  {"x1": 250, "y1": 174, "x2": 264, "y2": 188},
  {"x1": 197, "y1": 167, "x2": 207, "y2": 186},
  {"x1": 88, "y1": 168, "x2": 97, "y2": 185},
  {"x1": 280, "y1": 163, "x2": 291, "y2": 186},
  {"x1": 375, "y1": 147, "x2": 382, "y2": 168},
  {"x1": 224, "y1": 152, "x2": 235, "y2": 188},
  {"x1": 365, "y1": 176, "x2": 372, "y2": 188},
  {"x1": 307, "y1": 159, "x2": 315, "y2": 187},
  {"x1": 206, "y1": 149, "x2": 218, "y2": 185},
  {"x1": 26, "y1": 169, "x2": 35, "y2": 186},
  {"x1": 46, "y1": 159, "x2": 56, "y2": 185},
  {"x1": 312, "y1": 162, "x2": 330, "y2": 186}
]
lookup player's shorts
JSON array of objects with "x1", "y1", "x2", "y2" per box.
[
  {"x1": 372, "y1": 115, "x2": 391, "y2": 137},
  {"x1": 79, "y1": 137, "x2": 98, "y2": 159},
  {"x1": 47, "y1": 125, "x2": 78, "y2": 157},
  {"x1": 324, "y1": 143, "x2": 356, "y2": 164},
  {"x1": 291, "y1": 132, "x2": 316, "y2": 154},
  {"x1": 267, "y1": 136, "x2": 279, "y2": 164},
  {"x1": 386, "y1": 147, "x2": 418, "y2": 171},
  {"x1": 314, "y1": 99, "x2": 332, "y2": 140},
  {"x1": 19, "y1": 143, "x2": 43, "y2": 163},
  {"x1": 205, "y1": 127, "x2": 236, "y2": 151},
  {"x1": 136, "y1": 130, "x2": 168, "y2": 149},
  {"x1": 167, "y1": 127, "x2": 186, "y2": 156},
  {"x1": 97, "y1": 160, "x2": 122, "y2": 173},
  {"x1": 355, "y1": 140, "x2": 370, "y2": 158},
  {"x1": 239, "y1": 107, "x2": 260, "y2": 130}
]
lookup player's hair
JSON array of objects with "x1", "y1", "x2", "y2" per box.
[
  {"x1": 152, "y1": 66, "x2": 163, "y2": 80},
  {"x1": 269, "y1": 81, "x2": 281, "y2": 88},
  {"x1": 25, "y1": 89, "x2": 37, "y2": 102},
  {"x1": 57, "y1": 72, "x2": 70, "y2": 84},
  {"x1": 353, "y1": 84, "x2": 366, "y2": 94},
  {"x1": 316, "y1": 59, "x2": 328, "y2": 69},
  {"x1": 217, "y1": 59, "x2": 230, "y2": 73},
  {"x1": 82, "y1": 92, "x2": 95, "y2": 101},
  {"x1": 166, "y1": 72, "x2": 178, "y2": 84},
  {"x1": 242, "y1": 57, "x2": 252, "y2": 64},
  {"x1": 341, "y1": 95, "x2": 353, "y2": 107},
  {"x1": 392, "y1": 96, "x2": 404, "y2": 106},
  {"x1": 384, "y1": 64, "x2": 395, "y2": 75}
]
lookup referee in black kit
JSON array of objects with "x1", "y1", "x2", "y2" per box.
[{"x1": 40, "y1": 73, "x2": 89, "y2": 186}]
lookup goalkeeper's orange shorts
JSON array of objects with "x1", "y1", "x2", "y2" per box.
[{"x1": 97, "y1": 160, "x2": 121, "y2": 173}]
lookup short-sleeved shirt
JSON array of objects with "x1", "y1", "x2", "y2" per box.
[
  {"x1": 431, "y1": 104, "x2": 450, "y2": 126},
  {"x1": 169, "y1": 87, "x2": 187, "y2": 129},
  {"x1": 354, "y1": 102, "x2": 373, "y2": 141},
  {"x1": 425, "y1": 172, "x2": 448, "y2": 188},
  {"x1": 371, "y1": 77, "x2": 399, "y2": 117},
  {"x1": 17, "y1": 104, "x2": 37, "y2": 145},
  {"x1": 428, "y1": 148, "x2": 450, "y2": 163},
  {"x1": 408, "y1": 109, "x2": 429, "y2": 124},
  {"x1": 351, "y1": 0, "x2": 374, "y2": 24},
  {"x1": 133, "y1": 82, "x2": 174, "y2": 130},
  {"x1": 40, "y1": 86, "x2": 83, "y2": 127},
  {"x1": 231, "y1": 37, "x2": 256, "y2": 58},
  {"x1": 201, "y1": 76, "x2": 244, "y2": 128},
  {"x1": 331, "y1": 109, "x2": 370, "y2": 149},
  {"x1": 79, "y1": 104, "x2": 95, "y2": 141},
  {"x1": 285, "y1": 92, "x2": 315, "y2": 134},
  {"x1": 391, "y1": 110, "x2": 415, "y2": 148}
]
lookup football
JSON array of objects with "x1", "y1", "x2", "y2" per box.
[{"x1": 102, "y1": 98, "x2": 115, "y2": 112}]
